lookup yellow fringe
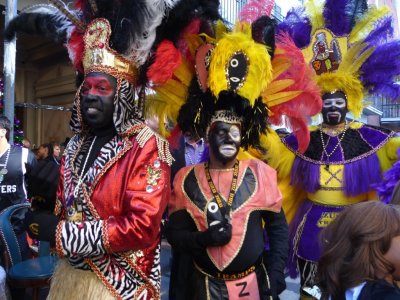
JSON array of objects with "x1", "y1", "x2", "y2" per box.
[{"x1": 48, "y1": 259, "x2": 115, "y2": 300}]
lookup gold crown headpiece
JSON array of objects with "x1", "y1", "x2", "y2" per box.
[
  {"x1": 83, "y1": 19, "x2": 138, "y2": 84},
  {"x1": 210, "y1": 110, "x2": 243, "y2": 125}
]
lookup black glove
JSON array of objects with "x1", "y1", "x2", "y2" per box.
[
  {"x1": 24, "y1": 209, "x2": 59, "y2": 244},
  {"x1": 268, "y1": 269, "x2": 286, "y2": 299},
  {"x1": 197, "y1": 220, "x2": 232, "y2": 247}
]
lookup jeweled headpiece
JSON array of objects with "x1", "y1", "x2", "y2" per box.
[{"x1": 82, "y1": 19, "x2": 138, "y2": 84}]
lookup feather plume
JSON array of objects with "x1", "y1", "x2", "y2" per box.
[
  {"x1": 304, "y1": 0, "x2": 325, "y2": 34},
  {"x1": 263, "y1": 34, "x2": 321, "y2": 153},
  {"x1": 323, "y1": 0, "x2": 349, "y2": 35},
  {"x1": 277, "y1": 7, "x2": 312, "y2": 48},
  {"x1": 361, "y1": 41, "x2": 400, "y2": 100},
  {"x1": 364, "y1": 16, "x2": 393, "y2": 46},
  {"x1": 147, "y1": 40, "x2": 182, "y2": 85},
  {"x1": 154, "y1": 0, "x2": 221, "y2": 47},
  {"x1": 338, "y1": 42, "x2": 374, "y2": 75},
  {"x1": 4, "y1": 4, "x2": 76, "y2": 43},
  {"x1": 239, "y1": 0, "x2": 275, "y2": 24},
  {"x1": 349, "y1": 6, "x2": 390, "y2": 44},
  {"x1": 346, "y1": 0, "x2": 368, "y2": 29},
  {"x1": 66, "y1": 28, "x2": 85, "y2": 73}
]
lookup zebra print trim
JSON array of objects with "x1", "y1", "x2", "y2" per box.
[
  {"x1": 84, "y1": 244, "x2": 161, "y2": 299},
  {"x1": 60, "y1": 220, "x2": 106, "y2": 257}
]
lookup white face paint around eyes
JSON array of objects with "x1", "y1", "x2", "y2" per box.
[
  {"x1": 228, "y1": 125, "x2": 241, "y2": 142},
  {"x1": 323, "y1": 97, "x2": 346, "y2": 108}
]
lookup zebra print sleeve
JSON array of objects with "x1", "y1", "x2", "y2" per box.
[{"x1": 57, "y1": 220, "x2": 107, "y2": 257}]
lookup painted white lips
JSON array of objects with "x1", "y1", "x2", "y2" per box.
[{"x1": 219, "y1": 145, "x2": 237, "y2": 157}]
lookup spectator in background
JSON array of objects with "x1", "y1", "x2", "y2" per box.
[
  {"x1": 0, "y1": 116, "x2": 37, "y2": 256},
  {"x1": 22, "y1": 137, "x2": 31, "y2": 149},
  {"x1": 35, "y1": 143, "x2": 52, "y2": 160},
  {"x1": 52, "y1": 142, "x2": 61, "y2": 165},
  {"x1": 29, "y1": 141, "x2": 60, "y2": 212},
  {"x1": 318, "y1": 201, "x2": 400, "y2": 300}
]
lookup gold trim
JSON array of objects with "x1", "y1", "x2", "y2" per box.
[
  {"x1": 82, "y1": 19, "x2": 138, "y2": 84},
  {"x1": 55, "y1": 221, "x2": 65, "y2": 258},
  {"x1": 85, "y1": 258, "x2": 123, "y2": 300}
]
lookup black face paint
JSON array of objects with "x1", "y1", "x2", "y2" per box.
[
  {"x1": 321, "y1": 92, "x2": 348, "y2": 126},
  {"x1": 80, "y1": 72, "x2": 117, "y2": 132},
  {"x1": 208, "y1": 121, "x2": 241, "y2": 164}
]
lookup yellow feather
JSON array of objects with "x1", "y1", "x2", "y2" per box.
[
  {"x1": 305, "y1": 0, "x2": 325, "y2": 34},
  {"x1": 263, "y1": 91, "x2": 302, "y2": 107},
  {"x1": 349, "y1": 6, "x2": 390, "y2": 44},
  {"x1": 338, "y1": 42, "x2": 374, "y2": 75},
  {"x1": 209, "y1": 30, "x2": 273, "y2": 106},
  {"x1": 214, "y1": 20, "x2": 228, "y2": 41},
  {"x1": 263, "y1": 79, "x2": 295, "y2": 96}
]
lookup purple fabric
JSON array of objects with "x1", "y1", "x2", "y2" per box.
[
  {"x1": 375, "y1": 148, "x2": 400, "y2": 203},
  {"x1": 276, "y1": 7, "x2": 312, "y2": 48},
  {"x1": 323, "y1": 0, "x2": 350, "y2": 35},
  {"x1": 184, "y1": 138, "x2": 206, "y2": 165},
  {"x1": 343, "y1": 154, "x2": 382, "y2": 196},
  {"x1": 291, "y1": 158, "x2": 320, "y2": 193},
  {"x1": 359, "y1": 125, "x2": 391, "y2": 148},
  {"x1": 360, "y1": 40, "x2": 400, "y2": 100},
  {"x1": 321, "y1": 136, "x2": 344, "y2": 162},
  {"x1": 296, "y1": 203, "x2": 344, "y2": 262},
  {"x1": 287, "y1": 200, "x2": 313, "y2": 278}
]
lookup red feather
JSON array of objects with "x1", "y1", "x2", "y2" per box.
[
  {"x1": 168, "y1": 126, "x2": 183, "y2": 151},
  {"x1": 177, "y1": 18, "x2": 201, "y2": 64},
  {"x1": 269, "y1": 33, "x2": 322, "y2": 153},
  {"x1": 66, "y1": 28, "x2": 85, "y2": 73},
  {"x1": 147, "y1": 40, "x2": 182, "y2": 85}
]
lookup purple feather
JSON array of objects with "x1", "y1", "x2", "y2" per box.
[
  {"x1": 276, "y1": 7, "x2": 312, "y2": 48},
  {"x1": 323, "y1": 0, "x2": 350, "y2": 35},
  {"x1": 375, "y1": 148, "x2": 400, "y2": 203},
  {"x1": 361, "y1": 41, "x2": 400, "y2": 100},
  {"x1": 364, "y1": 16, "x2": 393, "y2": 46}
]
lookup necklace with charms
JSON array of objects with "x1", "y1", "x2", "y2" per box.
[{"x1": 0, "y1": 145, "x2": 10, "y2": 184}]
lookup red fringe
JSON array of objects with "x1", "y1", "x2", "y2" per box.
[{"x1": 147, "y1": 40, "x2": 182, "y2": 85}]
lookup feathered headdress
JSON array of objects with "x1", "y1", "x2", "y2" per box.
[
  {"x1": 146, "y1": 0, "x2": 322, "y2": 152},
  {"x1": 5, "y1": 0, "x2": 181, "y2": 84},
  {"x1": 278, "y1": 0, "x2": 400, "y2": 118}
]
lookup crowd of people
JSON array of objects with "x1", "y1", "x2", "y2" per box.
[{"x1": 1, "y1": 0, "x2": 400, "y2": 300}]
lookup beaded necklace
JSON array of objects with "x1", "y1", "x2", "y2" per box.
[
  {"x1": 0, "y1": 145, "x2": 11, "y2": 184},
  {"x1": 319, "y1": 121, "x2": 350, "y2": 167},
  {"x1": 73, "y1": 136, "x2": 97, "y2": 198}
]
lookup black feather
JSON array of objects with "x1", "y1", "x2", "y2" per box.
[
  {"x1": 252, "y1": 16, "x2": 276, "y2": 58},
  {"x1": 155, "y1": 0, "x2": 221, "y2": 47},
  {"x1": 4, "y1": 9, "x2": 72, "y2": 43},
  {"x1": 177, "y1": 78, "x2": 215, "y2": 138}
]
